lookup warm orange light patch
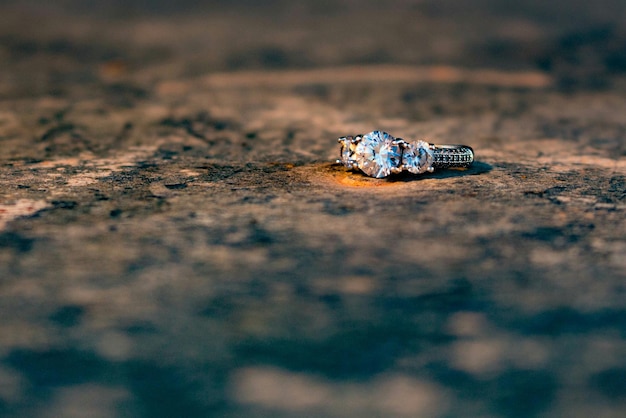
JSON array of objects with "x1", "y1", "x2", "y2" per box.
[
  {"x1": 334, "y1": 172, "x2": 397, "y2": 188},
  {"x1": 303, "y1": 163, "x2": 406, "y2": 188}
]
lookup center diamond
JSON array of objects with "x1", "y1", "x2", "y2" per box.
[{"x1": 354, "y1": 131, "x2": 402, "y2": 178}]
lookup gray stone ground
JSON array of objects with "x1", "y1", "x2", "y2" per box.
[{"x1": 1, "y1": 1, "x2": 626, "y2": 417}]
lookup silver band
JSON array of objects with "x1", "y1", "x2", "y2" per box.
[
  {"x1": 431, "y1": 144, "x2": 474, "y2": 169},
  {"x1": 337, "y1": 131, "x2": 474, "y2": 178}
]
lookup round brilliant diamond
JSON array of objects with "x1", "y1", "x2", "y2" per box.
[
  {"x1": 354, "y1": 131, "x2": 402, "y2": 178},
  {"x1": 402, "y1": 140, "x2": 434, "y2": 174}
]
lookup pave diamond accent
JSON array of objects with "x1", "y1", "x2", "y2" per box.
[
  {"x1": 432, "y1": 146, "x2": 474, "y2": 168},
  {"x1": 402, "y1": 140, "x2": 434, "y2": 174},
  {"x1": 354, "y1": 131, "x2": 402, "y2": 178}
]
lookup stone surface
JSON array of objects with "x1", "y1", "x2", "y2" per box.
[{"x1": 1, "y1": 1, "x2": 626, "y2": 418}]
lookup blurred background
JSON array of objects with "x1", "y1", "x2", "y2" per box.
[{"x1": 2, "y1": 0, "x2": 626, "y2": 97}]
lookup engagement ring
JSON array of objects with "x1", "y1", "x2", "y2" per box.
[{"x1": 337, "y1": 130, "x2": 474, "y2": 178}]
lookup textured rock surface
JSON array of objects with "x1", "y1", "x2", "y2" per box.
[{"x1": 1, "y1": 1, "x2": 626, "y2": 417}]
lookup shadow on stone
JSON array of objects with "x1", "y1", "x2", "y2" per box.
[
  {"x1": 389, "y1": 160, "x2": 493, "y2": 182},
  {"x1": 317, "y1": 160, "x2": 492, "y2": 187}
]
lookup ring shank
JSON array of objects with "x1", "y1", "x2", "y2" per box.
[{"x1": 430, "y1": 144, "x2": 474, "y2": 169}]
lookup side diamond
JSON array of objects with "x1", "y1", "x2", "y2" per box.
[
  {"x1": 402, "y1": 140, "x2": 434, "y2": 174},
  {"x1": 338, "y1": 136, "x2": 357, "y2": 169}
]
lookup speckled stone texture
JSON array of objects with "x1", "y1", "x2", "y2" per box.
[{"x1": 1, "y1": 1, "x2": 626, "y2": 417}]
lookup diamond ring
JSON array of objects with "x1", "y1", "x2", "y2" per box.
[{"x1": 337, "y1": 130, "x2": 474, "y2": 178}]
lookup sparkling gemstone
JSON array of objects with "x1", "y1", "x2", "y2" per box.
[
  {"x1": 402, "y1": 140, "x2": 434, "y2": 174},
  {"x1": 354, "y1": 131, "x2": 402, "y2": 178},
  {"x1": 339, "y1": 137, "x2": 356, "y2": 168}
]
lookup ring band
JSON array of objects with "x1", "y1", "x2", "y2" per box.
[
  {"x1": 337, "y1": 130, "x2": 473, "y2": 178},
  {"x1": 431, "y1": 144, "x2": 475, "y2": 169}
]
